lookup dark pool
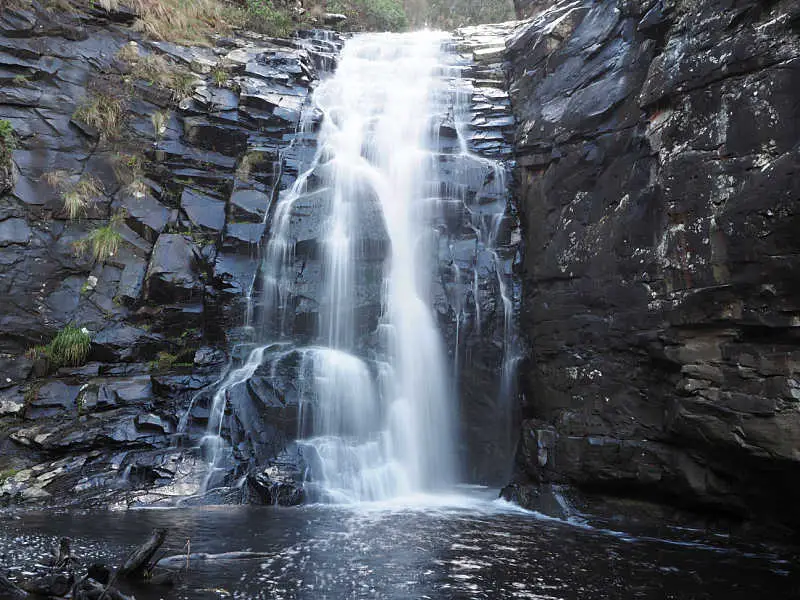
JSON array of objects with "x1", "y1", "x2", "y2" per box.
[{"x1": 1, "y1": 488, "x2": 798, "y2": 599}]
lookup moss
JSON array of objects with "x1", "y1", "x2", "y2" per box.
[
  {"x1": 151, "y1": 351, "x2": 178, "y2": 372},
  {"x1": 0, "y1": 119, "x2": 15, "y2": 165},
  {"x1": 0, "y1": 468, "x2": 20, "y2": 485}
]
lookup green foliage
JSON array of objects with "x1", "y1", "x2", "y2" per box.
[
  {"x1": 0, "y1": 119, "x2": 15, "y2": 164},
  {"x1": 25, "y1": 325, "x2": 92, "y2": 371},
  {"x1": 402, "y1": 0, "x2": 514, "y2": 29},
  {"x1": 48, "y1": 325, "x2": 92, "y2": 368},
  {"x1": 244, "y1": 0, "x2": 295, "y2": 37},
  {"x1": 11, "y1": 74, "x2": 30, "y2": 86},
  {"x1": 151, "y1": 351, "x2": 178, "y2": 372},
  {"x1": 329, "y1": 0, "x2": 408, "y2": 30}
]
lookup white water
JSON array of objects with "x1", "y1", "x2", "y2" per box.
[
  {"x1": 295, "y1": 32, "x2": 458, "y2": 500},
  {"x1": 188, "y1": 30, "x2": 517, "y2": 502}
]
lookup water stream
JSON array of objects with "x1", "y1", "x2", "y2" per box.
[{"x1": 184, "y1": 30, "x2": 517, "y2": 502}]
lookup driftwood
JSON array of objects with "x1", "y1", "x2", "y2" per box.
[
  {"x1": 73, "y1": 576, "x2": 134, "y2": 600},
  {"x1": 0, "y1": 572, "x2": 28, "y2": 599},
  {"x1": 117, "y1": 528, "x2": 168, "y2": 580},
  {"x1": 7, "y1": 528, "x2": 174, "y2": 599}
]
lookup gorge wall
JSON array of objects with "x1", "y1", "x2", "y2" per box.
[{"x1": 506, "y1": 0, "x2": 800, "y2": 528}]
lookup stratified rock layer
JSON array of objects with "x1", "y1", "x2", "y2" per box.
[
  {"x1": 507, "y1": 0, "x2": 800, "y2": 527},
  {"x1": 0, "y1": 1, "x2": 339, "y2": 507}
]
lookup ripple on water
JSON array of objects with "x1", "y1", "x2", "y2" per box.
[{"x1": 0, "y1": 494, "x2": 798, "y2": 599}]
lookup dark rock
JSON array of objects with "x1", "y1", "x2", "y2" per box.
[
  {"x1": 507, "y1": 0, "x2": 800, "y2": 530},
  {"x1": 180, "y1": 188, "x2": 226, "y2": 233},
  {"x1": 145, "y1": 234, "x2": 203, "y2": 303}
]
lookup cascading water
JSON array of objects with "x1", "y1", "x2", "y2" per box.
[{"x1": 187, "y1": 29, "x2": 517, "y2": 503}]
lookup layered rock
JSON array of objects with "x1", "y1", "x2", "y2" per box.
[
  {"x1": 506, "y1": 0, "x2": 800, "y2": 528},
  {"x1": 0, "y1": 1, "x2": 341, "y2": 507}
]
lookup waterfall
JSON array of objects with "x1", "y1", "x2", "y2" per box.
[{"x1": 188, "y1": 29, "x2": 517, "y2": 503}]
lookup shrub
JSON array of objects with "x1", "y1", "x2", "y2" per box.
[
  {"x1": 329, "y1": 0, "x2": 408, "y2": 31},
  {"x1": 73, "y1": 93, "x2": 123, "y2": 139},
  {"x1": 244, "y1": 0, "x2": 295, "y2": 37}
]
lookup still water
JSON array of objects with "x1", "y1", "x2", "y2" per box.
[{"x1": 1, "y1": 489, "x2": 797, "y2": 599}]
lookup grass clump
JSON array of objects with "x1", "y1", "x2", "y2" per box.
[
  {"x1": 44, "y1": 172, "x2": 104, "y2": 220},
  {"x1": 128, "y1": 0, "x2": 241, "y2": 46},
  {"x1": 73, "y1": 93, "x2": 123, "y2": 139},
  {"x1": 210, "y1": 66, "x2": 229, "y2": 87},
  {"x1": 74, "y1": 212, "x2": 125, "y2": 263},
  {"x1": 117, "y1": 47, "x2": 197, "y2": 102},
  {"x1": 25, "y1": 324, "x2": 92, "y2": 370},
  {"x1": 151, "y1": 110, "x2": 168, "y2": 142},
  {"x1": 48, "y1": 324, "x2": 92, "y2": 368},
  {"x1": 0, "y1": 120, "x2": 15, "y2": 165}
]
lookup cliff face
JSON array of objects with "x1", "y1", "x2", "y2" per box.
[
  {"x1": 0, "y1": 2, "x2": 341, "y2": 506},
  {"x1": 506, "y1": 0, "x2": 800, "y2": 526}
]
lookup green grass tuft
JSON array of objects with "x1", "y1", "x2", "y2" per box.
[
  {"x1": 47, "y1": 324, "x2": 92, "y2": 368},
  {"x1": 74, "y1": 212, "x2": 125, "y2": 263},
  {"x1": 25, "y1": 324, "x2": 92, "y2": 371}
]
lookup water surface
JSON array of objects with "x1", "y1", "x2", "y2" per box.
[{"x1": 2, "y1": 490, "x2": 798, "y2": 599}]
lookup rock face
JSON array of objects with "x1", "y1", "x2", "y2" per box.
[
  {"x1": 0, "y1": 1, "x2": 341, "y2": 508},
  {"x1": 507, "y1": 0, "x2": 800, "y2": 528}
]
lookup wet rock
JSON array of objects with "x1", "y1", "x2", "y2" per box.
[
  {"x1": 145, "y1": 234, "x2": 203, "y2": 303},
  {"x1": 0, "y1": 218, "x2": 31, "y2": 246},
  {"x1": 180, "y1": 188, "x2": 226, "y2": 233},
  {"x1": 507, "y1": 0, "x2": 800, "y2": 528},
  {"x1": 92, "y1": 325, "x2": 165, "y2": 362}
]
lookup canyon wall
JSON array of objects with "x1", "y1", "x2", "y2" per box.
[{"x1": 506, "y1": 0, "x2": 800, "y2": 527}]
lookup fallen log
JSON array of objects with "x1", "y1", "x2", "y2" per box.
[{"x1": 117, "y1": 528, "x2": 168, "y2": 580}]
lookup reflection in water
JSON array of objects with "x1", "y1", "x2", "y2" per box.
[{"x1": 1, "y1": 491, "x2": 798, "y2": 599}]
